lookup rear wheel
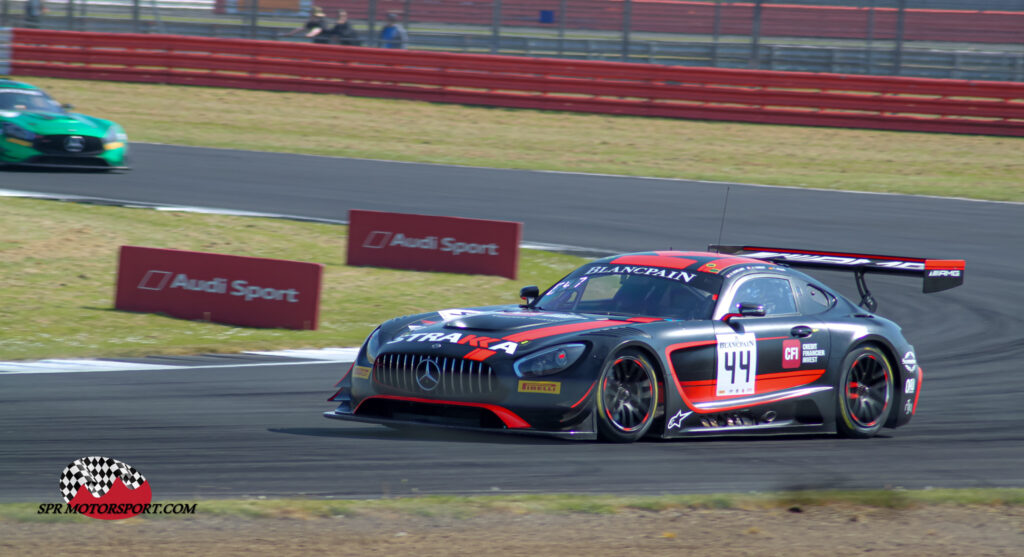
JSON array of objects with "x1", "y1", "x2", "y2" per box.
[
  {"x1": 596, "y1": 349, "x2": 659, "y2": 443},
  {"x1": 836, "y1": 346, "x2": 894, "y2": 438}
]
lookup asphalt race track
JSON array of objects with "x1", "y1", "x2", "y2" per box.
[{"x1": 2, "y1": 143, "x2": 1023, "y2": 502}]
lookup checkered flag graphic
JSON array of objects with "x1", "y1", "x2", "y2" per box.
[{"x1": 59, "y1": 456, "x2": 147, "y2": 503}]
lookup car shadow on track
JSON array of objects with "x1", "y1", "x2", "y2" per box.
[
  {"x1": 269, "y1": 426, "x2": 573, "y2": 445},
  {"x1": 269, "y1": 427, "x2": 872, "y2": 445}
]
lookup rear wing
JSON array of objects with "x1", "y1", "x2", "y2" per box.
[{"x1": 708, "y1": 245, "x2": 965, "y2": 311}]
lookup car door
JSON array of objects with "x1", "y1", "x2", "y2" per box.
[{"x1": 712, "y1": 273, "x2": 831, "y2": 399}]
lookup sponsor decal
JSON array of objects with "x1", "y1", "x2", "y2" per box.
[
  {"x1": 904, "y1": 399, "x2": 914, "y2": 414},
  {"x1": 517, "y1": 380, "x2": 561, "y2": 394},
  {"x1": 716, "y1": 333, "x2": 757, "y2": 396},
  {"x1": 140, "y1": 272, "x2": 301, "y2": 302},
  {"x1": 353, "y1": 365, "x2": 371, "y2": 379},
  {"x1": 902, "y1": 351, "x2": 918, "y2": 372},
  {"x1": 745, "y1": 251, "x2": 925, "y2": 270},
  {"x1": 362, "y1": 231, "x2": 393, "y2": 249},
  {"x1": 667, "y1": 410, "x2": 692, "y2": 430},
  {"x1": 782, "y1": 339, "x2": 801, "y2": 369},
  {"x1": 362, "y1": 231, "x2": 501, "y2": 256},
  {"x1": 927, "y1": 269, "x2": 961, "y2": 277},
  {"x1": 802, "y1": 342, "x2": 826, "y2": 364},
  {"x1": 116, "y1": 246, "x2": 322, "y2": 330},
  {"x1": 387, "y1": 331, "x2": 519, "y2": 355},
  {"x1": 437, "y1": 308, "x2": 483, "y2": 322},
  {"x1": 347, "y1": 210, "x2": 522, "y2": 279},
  {"x1": 905, "y1": 378, "x2": 916, "y2": 394},
  {"x1": 584, "y1": 264, "x2": 695, "y2": 283},
  {"x1": 722, "y1": 264, "x2": 776, "y2": 279}
]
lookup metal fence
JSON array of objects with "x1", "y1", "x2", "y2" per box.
[{"x1": 2, "y1": 0, "x2": 1022, "y2": 80}]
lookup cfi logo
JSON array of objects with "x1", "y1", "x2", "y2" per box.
[{"x1": 59, "y1": 456, "x2": 152, "y2": 520}]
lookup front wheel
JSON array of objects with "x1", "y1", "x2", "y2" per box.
[
  {"x1": 836, "y1": 345, "x2": 894, "y2": 438},
  {"x1": 595, "y1": 349, "x2": 659, "y2": 443}
]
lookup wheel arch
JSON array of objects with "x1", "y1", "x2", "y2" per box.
[{"x1": 606, "y1": 340, "x2": 667, "y2": 387}]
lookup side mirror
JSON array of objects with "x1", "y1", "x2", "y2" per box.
[
  {"x1": 722, "y1": 301, "x2": 766, "y2": 323},
  {"x1": 738, "y1": 302, "x2": 766, "y2": 317},
  {"x1": 519, "y1": 285, "x2": 540, "y2": 307},
  {"x1": 62, "y1": 103, "x2": 74, "y2": 110}
]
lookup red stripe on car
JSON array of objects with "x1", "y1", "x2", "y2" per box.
[{"x1": 355, "y1": 395, "x2": 531, "y2": 429}]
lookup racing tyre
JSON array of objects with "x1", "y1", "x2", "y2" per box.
[
  {"x1": 836, "y1": 345, "x2": 894, "y2": 438},
  {"x1": 596, "y1": 349, "x2": 659, "y2": 443}
]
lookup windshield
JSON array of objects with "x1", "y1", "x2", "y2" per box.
[
  {"x1": 536, "y1": 264, "x2": 723, "y2": 320},
  {"x1": 0, "y1": 88, "x2": 63, "y2": 112}
]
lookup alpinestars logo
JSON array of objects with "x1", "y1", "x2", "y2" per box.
[
  {"x1": 668, "y1": 410, "x2": 692, "y2": 430},
  {"x1": 58, "y1": 456, "x2": 152, "y2": 520}
]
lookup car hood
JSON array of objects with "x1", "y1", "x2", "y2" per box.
[
  {"x1": 379, "y1": 306, "x2": 654, "y2": 358},
  {"x1": 1, "y1": 110, "x2": 112, "y2": 136}
]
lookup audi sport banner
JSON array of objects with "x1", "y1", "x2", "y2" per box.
[
  {"x1": 115, "y1": 246, "x2": 323, "y2": 330},
  {"x1": 347, "y1": 210, "x2": 522, "y2": 279}
]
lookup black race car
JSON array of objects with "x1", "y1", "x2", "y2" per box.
[{"x1": 326, "y1": 246, "x2": 964, "y2": 442}]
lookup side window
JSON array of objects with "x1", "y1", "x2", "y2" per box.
[
  {"x1": 795, "y1": 282, "x2": 835, "y2": 314},
  {"x1": 732, "y1": 277, "x2": 798, "y2": 316}
]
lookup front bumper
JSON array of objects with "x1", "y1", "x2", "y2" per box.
[
  {"x1": 324, "y1": 389, "x2": 598, "y2": 441},
  {"x1": 1, "y1": 138, "x2": 129, "y2": 169},
  {"x1": 323, "y1": 407, "x2": 597, "y2": 441}
]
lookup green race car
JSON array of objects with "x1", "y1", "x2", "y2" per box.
[{"x1": 0, "y1": 79, "x2": 128, "y2": 170}]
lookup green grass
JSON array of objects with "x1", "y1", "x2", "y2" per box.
[
  {"x1": 0, "y1": 197, "x2": 584, "y2": 360},
  {"x1": 3, "y1": 489, "x2": 1023, "y2": 523},
  {"x1": 26, "y1": 77, "x2": 1024, "y2": 202}
]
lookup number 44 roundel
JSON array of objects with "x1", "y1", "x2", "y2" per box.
[{"x1": 716, "y1": 333, "x2": 757, "y2": 396}]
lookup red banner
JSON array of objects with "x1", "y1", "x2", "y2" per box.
[
  {"x1": 115, "y1": 246, "x2": 323, "y2": 330},
  {"x1": 347, "y1": 210, "x2": 521, "y2": 279}
]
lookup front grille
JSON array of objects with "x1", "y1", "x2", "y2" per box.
[
  {"x1": 373, "y1": 352, "x2": 500, "y2": 400},
  {"x1": 33, "y1": 135, "x2": 104, "y2": 155},
  {"x1": 23, "y1": 155, "x2": 110, "y2": 167}
]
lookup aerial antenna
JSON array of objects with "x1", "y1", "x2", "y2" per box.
[{"x1": 713, "y1": 186, "x2": 732, "y2": 253}]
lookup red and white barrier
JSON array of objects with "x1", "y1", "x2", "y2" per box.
[
  {"x1": 347, "y1": 210, "x2": 522, "y2": 279},
  {"x1": 11, "y1": 29, "x2": 1024, "y2": 136},
  {"x1": 115, "y1": 246, "x2": 323, "y2": 329}
]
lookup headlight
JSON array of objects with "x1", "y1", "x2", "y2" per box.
[
  {"x1": 2, "y1": 122, "x2": 35, "y2": 142},
  {"x1": 104, "y1": 126, "x2": 127, "y2": 145},
  {"x1": 514, "y1": 343, "x2": 586, "y2": 378}
]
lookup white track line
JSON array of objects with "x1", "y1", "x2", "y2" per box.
[{"x1": 0, "y1": 348, "x2": 358, "y2": 375}]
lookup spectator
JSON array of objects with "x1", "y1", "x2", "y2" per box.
[
  {"x1": 24, "y1": 0, "x2": 47, "y2": 28},
  {"x1": 283, "y1": 6, "x2": 331, "y2": 44},
  {"x1": 328, "y1": 9, "x2": 361, "y2": 46},
  {"x1": 379, "y1": 12, "x2": 408, "y2": 49}
]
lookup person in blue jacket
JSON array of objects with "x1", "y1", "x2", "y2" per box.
[{"x1": 379, "y1": 12, "x2": 408, "y2": 49}]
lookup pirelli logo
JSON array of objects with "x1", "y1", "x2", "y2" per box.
[
  {"x1": 353, "y1": 366, "x2": 371, "y2": 379},
  {"x1": 517, "y1": 380, "x2": 561, "y2": 395}
]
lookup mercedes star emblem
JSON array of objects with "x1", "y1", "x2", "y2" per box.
[
  {"x1": 64, "y1": 136, "x2": 85, "y2": 153},
  {"x1": 415, "y1": 358, "x2": 442, "y2": 392}
]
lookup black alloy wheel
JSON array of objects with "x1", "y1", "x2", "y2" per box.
[
  {"x1": 836, "y1": 345, "x2": 894, "y2": 438},
  {"x1": 596, "y1": 349, "x2": 659, "y2": 442}
]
